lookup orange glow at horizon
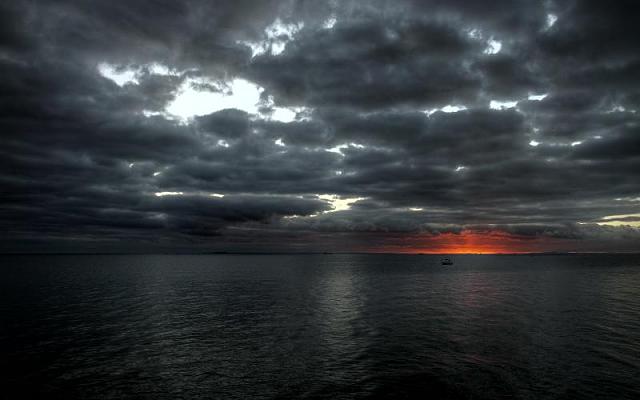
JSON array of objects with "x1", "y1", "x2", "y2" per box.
[{"x1": 374, "y1": 230, "x2": 566, "y2": 254}]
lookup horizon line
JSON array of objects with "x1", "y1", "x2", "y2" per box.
[{"x1": 1, "y1": 251, "x2": 639, "y2": 256}]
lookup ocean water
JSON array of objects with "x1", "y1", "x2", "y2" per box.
[{"x1": 1, "y1": 254, "x2": 639, "y2": 399}]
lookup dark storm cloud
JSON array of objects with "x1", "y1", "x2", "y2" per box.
[
  {"x1": 1, "y1": 0, "x2": 639, "y2": 252},
  {"x1": 248, "y1": 17, "x2": 483, "y2": 109},
  {"x1": 474, "y1": 54, "x2": 543, "y2": 99}
]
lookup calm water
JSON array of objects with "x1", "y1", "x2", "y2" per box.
[{"x1": 1, "y1": 254, "x2": 639, "y2": 399}]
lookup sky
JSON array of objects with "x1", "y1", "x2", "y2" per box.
[{"x1": 1, "y1": 0, "x2": 639, "y2": 253}]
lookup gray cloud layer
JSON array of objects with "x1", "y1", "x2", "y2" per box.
[{"x1": 1, "y1": 0, "x2": 639, "y2": 252}]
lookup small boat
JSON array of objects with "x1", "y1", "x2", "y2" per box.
[{"x1": 441, "y1": 258, "x2": 453, "y2": 266}]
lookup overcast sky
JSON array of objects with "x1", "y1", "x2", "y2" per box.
[{"x1": 1, "y1": 0, "x2": 639, "y2": 253}]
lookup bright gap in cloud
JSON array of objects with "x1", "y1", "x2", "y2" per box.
[
  {"x1": 490, "y1": 100, "x2": 518, "y2": 110},
  {"x1": 145, "y1": 62, "x2": 181, "y2": 76},
  {"x1": 409, "y1": 207, "x2": 424, "y2": 211},
  {"x1": 454, "y1": 165, "x2": 466, "y2": 172},
  {"x1": 484, "y1": 39, "x2": 502, "y2": 55},
  {"x1": 606, "y1": 105, "x2": 635, "y2": 114},
  {"x1": 98, "y1": 63, "x2": 139, "y2": 86},
  {"x1": 167, "y1": 78, "x2": 262, "y2": 119},
  {"x1": 142, "y1": 110, "x2": 164, "y2": 117},
  {"x1": 326, "y1": 145, "x2": 347, "y2": 155},
  {"x1": 266, "y1": 18, "x2": 303, "y2": 39},
  {"x1": 326, "y1": 143, "x2": 366, "y2": 156},
  {"x1": 166, "y1": 77, "x2": 310, "y2": 123},
  {"x1": 98, "y1": 62, "x2": 180, "y2": 86},
  {"x1": 272, "y1": 42, "x2": 286, "y2": 56},
  {"x1": 100, "y1": 62, "x2": 308, "y2": 124},
  {"x1": 546, "y1": 14, "x2": 558, "y2": 29},
  {"x1": 596, "y1": 213, "x2": 640, "y2": 227},
  {"x1": 153, "y1": 191, "x2": 226, "y2": 198},
  {"x1": 528, "y1": 93, "x2": 548, "y2": 101},
  {"x1": 425, "y1": 104, "x2": 468, "y2": 116},
  {"x1": 318, "y1": 194, "x2": 367, "y2": 213},
  {"x1": 155, "y1": 191, "x2": 183, "y2": 197},
  {"x1": 614, "y1": 197, "x2": 640, "y2": 202},
  {"x1": 529, "y1": 139, "x2": 583, "y2": 148},
  {"x1": 467, "y1": 28, "x2": 482, "y2": 40},
  {"x1": 271, "y1": 107, "x2": 297, "y2": 123},
  {"x1": 262, "y1": 95, "x2": 312, "y2": 123},
  {"x1": 323, "y1": 16, "x2": 337, "y2": 29},
  {"x1": 602, "y1": 213, "x2": 640, "y2": 220},
  {"x1": 239, "y1": 18, "x2": 304, "y2": 58}
]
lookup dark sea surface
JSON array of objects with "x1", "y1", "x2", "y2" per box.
[{"x1": 1, "y1": 254, "x2": 639, "y2": 399}]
